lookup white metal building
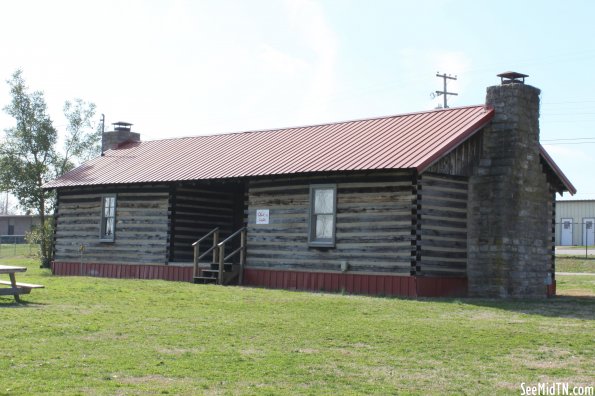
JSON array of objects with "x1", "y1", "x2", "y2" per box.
[{"x1": 555, "y1": 200, "x2": 595, "y2": 246}]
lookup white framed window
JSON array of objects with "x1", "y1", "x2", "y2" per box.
[
  {"x1": 100, "y1": 194, "x2": 116, "y2": 241},
  {"x1": 308, "y1": 185, "x2": 336, "y2": 247}
]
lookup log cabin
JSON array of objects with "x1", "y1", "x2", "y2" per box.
[{"x1": 44, "y1": 73, "x2": 575, "y2": 298}]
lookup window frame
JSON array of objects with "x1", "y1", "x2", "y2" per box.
[
  {"x1": 308, "y1": 184, "x2": 337, "y2": 248},
  {"x1": 99, "y1": 194, "x2": 117, "y2": 242}
]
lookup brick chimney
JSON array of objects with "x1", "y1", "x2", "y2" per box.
[
  {"x1": 467, "y1": 72, "x2": 554, "y2": 298},
  {"x1": 101, "y1": 122, "x2": 140, "y2": 154}
]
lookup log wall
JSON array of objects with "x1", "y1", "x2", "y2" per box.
[
  {"x1": 54, "y1": 186, "x2": 170, "y2": 265},
  {"x1": 418, "y1": 173, "x2": 468, "y2": 277},
  {"x1": 425, "y1": 132, "x2": 483, "y2": 176},
  {"x1": 246, "y1": 171, "x2": 414, "y2": 274}
]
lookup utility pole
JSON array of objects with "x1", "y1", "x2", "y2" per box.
[
  {"x1": 100, "y1": 114, "x2": 105, "y2": 156},
  {"x1": 435, "y1": 72, "x2": 458, "y2": 108}
]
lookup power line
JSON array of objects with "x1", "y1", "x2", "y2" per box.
[
  {"x1": 542, "y1": 112, "x2": 595, "y2": 116},
  {"x1": 542, "y1": 137, "x2": 595, "y2": 142},
  {"x1": 544, "y1": 142, "x2": 595, "y2": 146},
  {"x1": 542, "y1": 100, "x2": 595, "y2": 105}
]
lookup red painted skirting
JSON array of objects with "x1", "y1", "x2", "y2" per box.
[
  {"x1": 51, "y1": 262, "x2": 468, "y2": 297},
  {"x1": 51, "y1": 261, "x2": 193, "y2": 282},
  {"x1": 243, "y1": 268, "x2": 467, "y2": 298}
]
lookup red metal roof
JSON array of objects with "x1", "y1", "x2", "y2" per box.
[{"x1": 47, "y1": 105, "x2": 575, "y2": 191}]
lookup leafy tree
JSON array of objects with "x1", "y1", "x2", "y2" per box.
[
  {"x1": 0, "y1": 70, "x2": 100, "y2": 266},
  {"x1": 58, "y1": 98, "x2": 100, "y2": 175},
  {"x1": 0, "y1": 70, "x2": 58, "y2": 266}
]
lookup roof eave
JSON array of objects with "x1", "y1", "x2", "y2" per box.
[
  {"x1": 539, "y1": 145, "x2": 577, "y2": 195},
  {"x1": 416, "y1": 106, "x2": 495, "y2": 173}
]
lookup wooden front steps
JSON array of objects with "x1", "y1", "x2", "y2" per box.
[
  {"x1": 192, "y1": 226, "x2": 246, "y2": 286},
  {"x1": 193, "y1": 262, "x2": 240, "y2": 285}
]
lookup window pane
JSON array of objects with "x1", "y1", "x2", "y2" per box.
[
  {"x1": 104, "y1": 202, "x2": 112, "y2": 217},
  {"x1": 314, "y1": 189, "x2": 334, "y2": 214},
  {"x1": 104, "y1": 217, "x2": 114, "y2": 236},
  {"x1": 104, "y1": 197, "x2": 115, "y2": 217},
  {"x1": 101, "y1": 196, "x2": 116, "y2": 239},
  {"x1": 316, "y1": 214, "x2": 333, "y2": 239}
]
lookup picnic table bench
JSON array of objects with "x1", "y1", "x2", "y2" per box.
[{"x1": 0, "y1": 265, "x2": 44, "y2": 303}]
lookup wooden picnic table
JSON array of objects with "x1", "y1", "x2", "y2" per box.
[{"x1": 0, "y1": 265, "x2": 44, "y2": 303}]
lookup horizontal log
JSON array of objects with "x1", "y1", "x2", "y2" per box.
[
  {"x1": 56, "y1": 236, "x2": 168, "y2": 245},
  {"x1": 420, "y1": 198, "x2": 467, "y2": 210},
  {"x1": 421, "y1": 213, "x2": 466, "y2": 223},
  {"x1": 248, "y1": 171, "x2": 412, "y2": 189},
  {"x1": 419, "y1": 260, "x2": 467, "y2": 269},
  {"x1": 247, "y1": 250, "x2": 410, "y2": 262},
  {"x1": 422, "y1": 250, "x2": 467, "y2": 259},
  {"x1": 117, "y1": 194, "x2": 169, "y2": 202},
  {"x1": 248, "y1": 241, "x2": 411, "y2": 253},
  {"x1": 59, "y1": 197, "x2": 101, "y2": 205},
  {"x1": 421, "y1": 218, "x2": 467, "y2": 229},
  {"x1": 417, "y1": 239, "x2": 466, "y2": 249},
  {"x1": 419, "y1": 208, "x2": 467, "y2": 219},
  {"x1": 420, "y1": 188, "x2": 468, "y2": 201},
  {"x1": 58, "y1": 185, "x2": 170, "y2": 196},
  {"x1": 248, "y1": 197, "x2": 308, "y2": 207},
  {"x1": 420, "y1": 228, "x2": 467, "y2": 239},
  {"x1": 246, "y1": 259, "x2": 411, "y2": 273},
  {"x1": 422, "y1": 173, "x2": 469, "y2": 184}
]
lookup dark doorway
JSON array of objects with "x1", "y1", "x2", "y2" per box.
[{"x1": 169, "y1": 181, "x2": 246, "y2": 263}]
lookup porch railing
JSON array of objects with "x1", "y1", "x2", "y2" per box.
[
  {"x1": 192, "y1": 227, "x2": 220, "y2": 278},
  {"x1": 217, "y1": 227, "x2": 246, "y2": 285}
]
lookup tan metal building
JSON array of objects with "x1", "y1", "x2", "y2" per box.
[
  {"x1": 0, "y1": 215, "x2": 40, "y2": 242},
  {"x1": 555, "y1": 200, "x2": 595, "y2": 246}
]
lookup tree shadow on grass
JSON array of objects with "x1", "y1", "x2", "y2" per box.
[{"x1": 456, "y1": 295, "x2": 595, "y2": 321}]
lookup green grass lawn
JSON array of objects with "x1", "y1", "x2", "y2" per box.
[
  {"x1": 1, "y1": 257, "x2": 594, "y2": 395},
  {"x1": 556, "y1": 256, "x2": 595, "y2": 273}
]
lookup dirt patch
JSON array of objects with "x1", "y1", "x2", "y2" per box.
[
  {"x1": 155, "y1": 346, "x2": 205, "y2": 356},
  {"x1": 506, "y1": 346, "x2": 586, "y2": 370}
]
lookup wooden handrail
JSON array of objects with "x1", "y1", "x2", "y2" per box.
[
  {"x1": 217, "y1": 227, "x2": 246, "y2": 285},
  {"x1": 192, "y1": 227, "x2": 220, "y2": 278},
  {"x1": 217, "y1": 227, "x2": 246, "y2": 247},
  {"x1": 224, "y1": 246, "x2": 244, "y2": 262},
  {"x1": 197, "y1": 245, "x2": 217, "y2": 261},
  {"x1": 192, "y1": 227, "x2": 220, "y2": 246}
]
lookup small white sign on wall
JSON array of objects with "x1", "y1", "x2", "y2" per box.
[{"x1": 256, "y1": 209, "x2": 269, "y2": 225}]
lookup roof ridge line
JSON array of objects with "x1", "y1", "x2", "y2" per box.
[{"x1": 142, "y1": 104, "x2": 489, "y2": 143}]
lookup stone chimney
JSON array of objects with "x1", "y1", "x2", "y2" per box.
[
  {"x1": 467, "y1": 72, "x2": 554, "y2": 298},
  {"x1": 102, "y1": 122, "x2": 140, "y2": 154}
]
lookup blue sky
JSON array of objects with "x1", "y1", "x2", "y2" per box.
[{"x1": 0, "y1": 0, "x2": 593, "y2": 201}]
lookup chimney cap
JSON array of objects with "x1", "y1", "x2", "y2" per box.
[
  {"x1": 497, "y1": 71, "x2": 528, "y2": 85},
  {"x1": 112, "y1": 121, "x2": 133, "y2": 131}
]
